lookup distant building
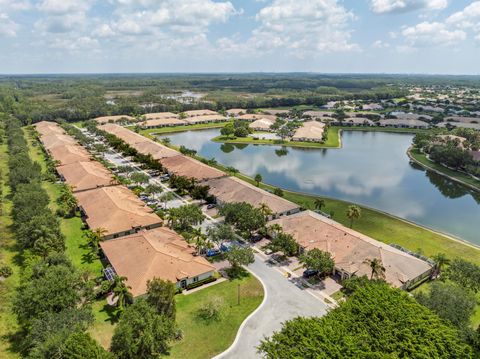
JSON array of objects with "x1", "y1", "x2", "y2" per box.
[{"x1": 291, "y1": 121, "x2": 326, "y2": 142}]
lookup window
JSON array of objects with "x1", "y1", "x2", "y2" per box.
[
  {"x1": 113, "y1": 234, "x2": 119, "y2": 239},
  {"x1": 193, "y1": 277, "x2": 199, "y2": 282}
]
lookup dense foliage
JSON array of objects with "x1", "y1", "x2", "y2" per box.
[{"x1": 259, "y1": 282, "x2": 473, "y2": 358}]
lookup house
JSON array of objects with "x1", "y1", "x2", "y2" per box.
[
  {"x1": 342, "y1": 117, "x2": 375, "y2": 126},
  {"x1": 160, "y1": 155, "x2": 226, "y2": 182},
  {"x1": 140, "y1": 118, "x2": 187, "y2": 129},
  {"x1": 291, "y1": 121, "x2": 326, "y2": 142},
  {"x1": 249, "y1": 117, "x2": 276, "y2": 132},
  {"x1": 226, "y1": 108, "x2": 246, "y2": 117},
  {"x1": 389, "y1": 112, "x2": 433, "y2": 122},
  {"x1": 56, "y1": 161, "x2": 116, "y2": 193},
  {"x1": 262, "y1": 109, "x2": 290, "y2": 116},
  {"x1": 303, "y1": 111, "x2": 334, "y2": 119},
  {"x1": 100, "y1": 227, "x2": 216, "y2": 296},
  {"x1": 269, "y1": 211, "x2": 433, "y2": 290},
  {"x1": 437, "y1": 122, "x2": 480, "y2": 130},
  {"x1": 39, "y1": 133, "x2": 78, "y2": 150},
  {"x1": 204, "y1": 176, "x2": 300, "y2": 217},
  {"x1": 74, "y1": 185, "x2": 162, "y2": 240},
  {"x1": 237, "y1": 114, "x2": 276, "y2": 122},
  {"x1": 379, "y1": 119, "x2": 429, "y2": 129},
  {"x1": 362, "y1": 103, "x2": 383, "y2": 111},
  {"x1": 48, "y1": 144, "x2": 92, "y2": 165},
  {"x1": 183, "y1": 114, "x2": 228, "y2": 125},
  {"x1": 444, "y1": 116, "x2": 480, "y2": 124},
  {"x1": 182, "y1": 109, "x2": 219, "y2": 117},
  {"x1": 34, "y1": 121, "x2": 64, "y2": 136},
  {"x1": 129, "y1": 139, "x2": 179, "y2": 160},
  {"x1": 93, "y1": 115, "x2": 135, "y2": 125},
  {"x1": 144, "y1": 112, "x2": 179, "y2": 120},
  {"x1": 99, "y1": 124, "x2": 152, "y2": 145}
]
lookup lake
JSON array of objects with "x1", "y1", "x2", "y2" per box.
[{"x1": 159, "y1": 129, "x2": 480, "y2": 246}]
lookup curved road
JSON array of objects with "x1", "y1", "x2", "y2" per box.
[{"x1": 215, "y1": 254, "x2": 329, "y2": 359}]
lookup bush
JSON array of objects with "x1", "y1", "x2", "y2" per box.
[
  {"x1": 196, "y1": 296, "x2": 224, "y2": 322},
  {"x1": 186, "y1": 276, "x2": 216, "y2": 290},
  {"x1": 0, "y1": 264, "x2": 13, "y2": 278}
]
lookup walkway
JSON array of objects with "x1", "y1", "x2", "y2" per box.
[{"x1": 215, "y1": 254, "x2": 329, "y2": 359}]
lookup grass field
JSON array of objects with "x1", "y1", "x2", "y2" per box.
[
  {"x1": 211, "y1": 127, "x2": 341, "y2": 149},
  {"x1": 409, "y1": 147, "x2": 480, "y2": 191},
  {"x1": 0, "y1": 141, "x2": 21, "y2": 359},
  {"x1": 169, "y1": 274, "x2": 263, "y2": 359}
]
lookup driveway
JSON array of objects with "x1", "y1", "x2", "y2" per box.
[{"x1": 215, "y1": 254, "x2": 329, "y2": 359}]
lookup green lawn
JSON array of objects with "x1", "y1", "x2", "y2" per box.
[
  {"x1": 168, "y1": 274, "x2": 263, "y2": 359},
  {"x1": 211, "y1": 127, "x2": 341, "y2": 149},
  {"x1": 139, "y1": 122, "x2": 230, "y2": 139},
  {"x1": 409, "y1": 148, "x2": 480, "y2": 191},
  {"x1": 0, "y1": 141, "x2": 21, "y2": 359}
]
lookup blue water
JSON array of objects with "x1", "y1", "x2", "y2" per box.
[{"x1": 159, "y1": 129, "x2": 480, "y2": 245}]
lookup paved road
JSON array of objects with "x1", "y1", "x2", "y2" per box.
[{"x1": 215, "y1": 254, "x2": 329, "y2": 359}]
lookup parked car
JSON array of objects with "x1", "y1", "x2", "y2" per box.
[
  {"x1": 206, "y1": 204, "x2": 216, "y2": 210},
  {"x1": 250, "y1": 234, "x2": 263, "y2": 243},
  {"x1": 302, "y1": 269, "x2": 319, "y2": 278},
  {"x1": 206, "y1": 248, "x2": 221, "y2": 257}
]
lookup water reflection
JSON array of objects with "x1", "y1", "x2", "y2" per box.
[{"x1": 158, "y1": 129, "x2": 480, "y2": 245}]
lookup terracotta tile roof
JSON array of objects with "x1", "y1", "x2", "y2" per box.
[
  {"x1": 56, "y1": 161, "x2": 116, "y2": 192},
  {"x1": 74, "y1": 186, "x2": 162, "y2": 236},
  {"x1": 237, "y1": 114, "x2": 276, "y2": 122},
  {"x1": 130, "y1": 140, "x2": 179, "y2": 159},
  {"x1": 93, "y1": 115, "x2": 135, "y2": 124},
  {"x1": 183, "y1": 115, "x2": 228, "y2": 124},
  {"x1": 249, "y1": 118, "x2": 276, "y2": 130},
  {"x1": 40, "y1": 133, "x2": 78, "y2": 150},
  {"x1": 100, "y1": 227, "x2": 215, "y2": 296},
  {"x1": 269, "y1": 211, "x2": 432, "y2": 288},
  {"x1": 204, "y1": 176, "x2": 299, "y2": 214},
  {"x1": 292, "y1": 121, "x2": 325, "y2": 141},
  {"x1": 141, "y1": 118, "x2": 187, "y2": 127},
  {"x1": 143, "y1": 112, "x2": 179, "y2": 120},
  {"x1": 48, "y1": 144, "x2": 91, "y2": 165},
  {"x1": 226, "y1": 108, "x2": 246, "y2": 116},
  {"x1": 99, "y1": 124, "x2": 151, "y2": 145},
  {"x1": 161, "y1": 155, "x2": 226, "y2": 181},
  {"x1": 183, "y1": 109, "x2": 218, "y2": 117}
]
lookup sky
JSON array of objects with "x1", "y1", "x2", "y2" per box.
[{"x1": 0, "y1": 0, "x2": 479, "y2": 74}]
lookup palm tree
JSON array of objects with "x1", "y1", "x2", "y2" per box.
[
  {"x1": 268, "y1": 223, "x2": 283, "y2": 237},
  {"x1": 432, "y1": 253, "x2": 450, "y2": 277},
  {"x1": 192, "y1": 229, "x2": 208, "y2": 255},
  {"x1": 364, "y1": 258, "x2": 386, "y2": 280},
  {"x1": 84, "y1": 228, "x2": 107, "y2": 255},
  {"x1": 112, "y1": 276, "x2": 133, "y2": 311},
  {"x1": 314, "y1": 198, "x2": 325, "y2": 211},
  {"x1": 259, "y1": 203, "x2": 273, "y2": 220},
  {"x1": 346, "y1": 205, "x2": 361, "y2": 228},
  {"x1": 145, "y1": 184, "x2": 163, "y2": 200},
  {"x1": 254, "y1": 173, "x2": 263, "y2": 187},
  {"x1": 161, "y1": 191, "x2": 176, "y2": 210}
]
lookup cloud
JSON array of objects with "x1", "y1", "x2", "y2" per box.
[
  {"x1": 401, "y1": 21, "x2": 466, "y2": 46},
  {"x1": 370, "y1": 0, "x2": 448, "y2": 14},
  {"x1": 446, "y1": 1, "x2": 480, "y2": 31},
  {"x1": 372, "y1": 40, "x2": 390, "y2": 48},
  {"x1": 0, "y1": 13, "x2": 18, "y2": 37},
  {"x1": 0, "y1": 0, "x2": 32, "y2": 11},
  {"x1": 243, "y1": 0, "x2": 359, "y2": 55}
]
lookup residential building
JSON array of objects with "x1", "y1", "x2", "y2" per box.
[
  {"x1": 56, "y1": 161, "x2": 116, "y2": 193},
  {"x1": 291, "y1": 121, "x2": 326, "y2": 142},
  {"x1": 100, "y1": 227, "x2": 216, "y2": 296}
]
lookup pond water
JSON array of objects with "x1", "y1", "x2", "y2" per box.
[{"x1": 159, "y1": 129, "x2": 480, "y2": 246}]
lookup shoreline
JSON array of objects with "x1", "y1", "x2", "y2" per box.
[{"x1": 407, "y1": 146, "x2": 480, "y2": 192}]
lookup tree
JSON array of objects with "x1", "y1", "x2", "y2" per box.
[
  {"x1": 62, "y1": 331, "x2": 112, "y2": 359},
  {"x1": 259, "y1": 203, "x2": 273, "y2": 220},
  {"x1": 259, "y1": 282, "x2": 473, "y2": 358},
  {"x1": 220, "y1": 202, "x2": 266, "y2": 237},
  {"x1": 207, "y1": 224, "x2": 236, "y2": 245},
  {"x1": 146, "y1": 278, "x2": 176, "y2": 320},
  {"x1": 364, "y1": 257, "x2": 386, "y2": 280},
  {"x1": 14, "y1": 265, "x2": 85, "y2": 326},
  {"x1": 220, "y1": 123, "x2": 235, "y2": 137},
  {"x1": 110, "y1": 299, "x2": 175, "y2": 359},
  {"x1": 130, "y1": 172, "x2": 149, "y2": 186},
  {"x1": 314, "y1": 198, "x2": 325, "y2": 211},
  {"x1": 415, "y1": 282, "x2": 476, "y2": 329},
  {"x1": 112, "y1": 276, "x2": 134, "y2": 312},
  {"x1": 225, "y1": 166, "x2": 239, "y2": 175},
  {"x1": 432, "y1": 252, "x2": 450, "y2": 277},
  {"x1": 145, "y1": 184, "x2": 163, "y2": 200},
  {"x1": 269, "y1": 232, "x2": 299, "y2": 256},
  {"x1": 346, "y1": 205, "x2": 361, "y2": 228},
  {"x1": 273, "y1": 187, "x2": 284, "y2": 197},
  {"x1": 445, "y1": 259, "x2": 480, "y2": 293},
  {"x1": 226, "y1": 246, "x2": 255, "y2": 272},
  {"x1": 234, "y1": 126, "x2": 249, "y2": 137},
  {"x1": 167, "y1": 204, "x2": 205, "y2": 231},
  {"x1": 254, "y1": 173, "x2": 263, "y2": 186},
  {"x1": 299, "y1": 248, "x2": 334, "y2": 277},
  {"x1": 84, "y1": 228, "x2": 106, "y2": 256},
  {"x1": 190, "y1": 184, "x2": 210, "y2": 201},
  {"x1": 160, "y1": 191, "x2": 176, "y2": 210}
]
